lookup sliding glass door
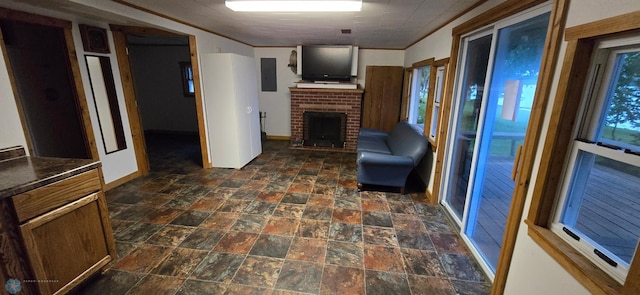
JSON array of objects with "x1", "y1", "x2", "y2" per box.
[
  {"x1": 444, "y1": 32, "x2": 493, "y2": 221},
  {"x1": 441, "y1": 7, "x2": 550, "y2": 275}
]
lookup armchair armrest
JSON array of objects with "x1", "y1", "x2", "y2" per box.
[{"x1": 357, "y1": 151, "x2": 414, "y2": 167}]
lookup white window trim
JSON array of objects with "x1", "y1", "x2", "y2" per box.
[
  {"x1": 408, "y1": 66, "x2": 430, "y2": 126},
  {"x1": 429, "y1": 65, "x2": 445, "y2": 140},
  {"x1": 550, "y1": 40, "x2": 640, "y2": 284}
]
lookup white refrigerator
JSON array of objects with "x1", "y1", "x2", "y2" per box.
[{"x1": 200, "y1": 53, "x2": 262, "y2": 168}]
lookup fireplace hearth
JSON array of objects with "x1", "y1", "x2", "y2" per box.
[
  {"x1": 303, "y1": 111, "x2": 347, "y2": 147},
  {"x1": 289, "y1": 87, "x2": 364, "y2": 151}
]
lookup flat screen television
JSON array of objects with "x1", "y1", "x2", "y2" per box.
[{"x1": 301, "y1": 45, "x2": 353, "y2": 82}]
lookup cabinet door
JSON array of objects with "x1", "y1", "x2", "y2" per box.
[
  {"x1": 362, "y1": 66, "x2": 404, "y2": 131},
  {"x1": 233, "y1": 55, "x2": 257, "y2": 166},
  {"x1": 20, "y1": 193, "x2": 112, "y2": 295}
]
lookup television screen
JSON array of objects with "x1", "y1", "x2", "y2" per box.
[{"x1": 301, "y1": 45, "x2": 352, "y2": 82}]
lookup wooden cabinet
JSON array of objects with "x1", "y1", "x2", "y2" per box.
[
  {"x1": 0, "y1": 152, "x2": 116, "y2": 295},
  {"x1": 362, "y1": 66, "x2": 404, "y2": 131},
  {"x1": 13, "y1": 170, "x2": 115, "y2": 295}
]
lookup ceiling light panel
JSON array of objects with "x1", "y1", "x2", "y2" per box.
[{"x1": 225, "y1": 0, "x2": 363, "y2": 12}]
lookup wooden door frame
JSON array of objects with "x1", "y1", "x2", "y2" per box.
[
  {"x1": 0, "y1": 8, "x2": 99, "y2": 160},
  {"x1": 110, "y1": 25, "x2": 211, "y2": 177}
]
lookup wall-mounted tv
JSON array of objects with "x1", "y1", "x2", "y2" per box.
[{"x1": 301, "y1": 45, "x2": 353, "y2": 82}]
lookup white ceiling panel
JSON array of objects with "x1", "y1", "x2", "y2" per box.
[
  {"x1": 117, "y1": 0, "x2": 482, "y2": 48},
  {"x1": 2, "y1": 0, "x2": 483, "y2": 49}
]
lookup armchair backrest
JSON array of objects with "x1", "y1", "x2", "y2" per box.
[{"x1": 385, "y1": 122, "x2": 429, "y2": 166}]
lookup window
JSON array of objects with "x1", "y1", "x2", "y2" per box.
[
  {"x1": 404, "y1": 57, "x2": 449, "y2": 141},
  {"x1": 429, "y1": 66, "x2": 444, "y2": 140},
  {"x1": 408, "y1": 65, "x2": 430, "y2": 126},
  {"x1": 551, "y1": 40, "x2": 640, "y2": 283},
  {"x1": 180, "y1": 61, "x2": 195, "y2": 96},
  {"x1": 527, "y1": 11, "x2": 640, "y2": 294},
  {"x1": 425, "y1": 58, "x2": 449, "y2": 147}
]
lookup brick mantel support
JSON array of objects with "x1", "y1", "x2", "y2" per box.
[{"x1": 289, "y1": 87, "x2": 364, "y2": 151}]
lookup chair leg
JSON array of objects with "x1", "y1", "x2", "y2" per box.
[{"x1": 400, "y1": 187, "x2": 405, "y2": 195}]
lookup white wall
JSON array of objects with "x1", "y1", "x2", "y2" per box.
[
  {"x1": 504, "y1": 1, "x2": 640, "y2": 294},
  {"x1": 253, "y1": 47, "x2": 299, "y2": 138},
  {"x1": 0, "y1": 0, "x2": 253, "y2": 183},
  {"x1": 356, "y1": 49, "x2": 405, "y2": 87},
  {"x1": 254, "y1": 47, "x2": 404, "y2": 137},
  {"x1": 0, "y1": 1, "x2": 140, "y2": 183},
  {"x1": 69, "y1": 0, "x2": 255, "y2": 168},
  {"x1": 0, "y1": 41, "x2": 28, "y2": 151},
  {"x1": 128, "y1": 44, "x2": 198, "y2": 133}
]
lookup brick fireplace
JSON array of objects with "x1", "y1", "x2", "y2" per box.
[{"x1": 290, "y1": 87, "x2": 364, "y2": 151}]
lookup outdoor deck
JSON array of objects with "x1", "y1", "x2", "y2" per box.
[{"x1": 454, "y1": 156, "x2": 640, "y2": 268}]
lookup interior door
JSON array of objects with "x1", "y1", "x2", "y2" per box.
[{"x1": 441, "y1": 8, "x2": 550, "y2": 275}]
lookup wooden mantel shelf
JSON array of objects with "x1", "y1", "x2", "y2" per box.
[{"x1": 289, "y1": 86, "x2": 364, "y2": 94}]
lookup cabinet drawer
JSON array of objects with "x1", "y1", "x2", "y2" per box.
[{"x1": 12, "y1": 169, "x2": 101, "y2": 222}]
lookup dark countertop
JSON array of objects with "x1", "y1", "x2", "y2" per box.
[{"x1": 0, "y1": 155, "x2": 101, "y2": 199}]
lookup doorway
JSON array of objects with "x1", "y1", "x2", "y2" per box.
[
  {"x1": 110, "y1": 26, "x2": 209, "y2": 175},
  {"x1": 127, "y1": 35, "x2": 200, "y2": 170},
  {"x1": 441, "y1": 8, "x2": 550, "y2": 275},
  {"x1": 0, "y1": 17, "x2": 95, "y2": 159}
]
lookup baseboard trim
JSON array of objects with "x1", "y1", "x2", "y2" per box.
[
  {"x1": 425, "y1": 189, "x2": 437, "y2": 205},
  {"x1": 105, "y1": 171, "x2": 141, "y2": 191},
  {"x1": 266, "y1": 135, "x2": 291, "y2": 141}
]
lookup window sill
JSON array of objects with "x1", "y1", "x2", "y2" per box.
[
  {"x1": 525, "y1": 220, "x2": 623, "y2": 295},
  {"x1": 409, "y1": 123, "x2": 425, "y2": 133},
  {"x1": 427, "y1": 136, "x2": 437, "y2": 148}
]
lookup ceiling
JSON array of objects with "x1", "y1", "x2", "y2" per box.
[{"x1": 2, "y1": 0, "x2": 483, "y2": 49}]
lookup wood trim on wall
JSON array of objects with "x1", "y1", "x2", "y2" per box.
[
  {"x1": 400, "y1": 67, "x2": 413, "y2": 122},
  {"x1": 110, "y1": 27, "x2": 150, "y2": 176},
  {"x1": 431, "y1": 39, "x2": 459, "y2": 206},
  {"x1": 110, "y1": 26, "x2": 211, "y2": 174},
  {"x1": 188, "y1": 35, "x2": 212, "y2": 168},
  {"x1": 526, "y1": 15, "x2": 640, "y2": 293},
  {"x1": 526, "y1": 39, "x2": 593, "y2": 225},
  {"x1": 64, "y1": 28, "x2": 100, "y2": 161},
  {"x1": 266, "y1": 135, "x2": 291, "y2": 141},
  {"x1": 452, "y1": 0, "x2": 548, "y2": 36},
  {"x1": 424, "y1": 57, "x2": 449, "y2": 148},
  {"x1": 411, "y1": 57, "x2": 435, "y2": 68},
  {"x1": 104, "y1": 170, "x2": 142, "y2": 191},
  {"x1": 112, "y1": 0, "x2": 252, "y2": 47},
  {"x1": 491, "y1": 0, "x2": 569, "y2": 293},
  {"x1": 564, "y1": 10, "x2": 640, "y2": 41},
  {"x1": 404, "y1": 0, "x2": 490, "y2": 49},
  {"x1": 0, "y1": 7, "x2": 71, "y2": 29}
]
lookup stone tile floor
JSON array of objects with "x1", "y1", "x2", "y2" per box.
[{"x1": 76, "y1": 134, "x2": 491, "y2": 294}]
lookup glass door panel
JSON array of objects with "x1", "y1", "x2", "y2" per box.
[
  {"x1": 443, "y1": 34, "x2": 493, "y2": 220},
  {"x1": 464, "y1": 12, "x2": 550, "y2": 271}
]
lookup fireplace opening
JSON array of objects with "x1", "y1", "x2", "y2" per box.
[{"x1": 303, "y1": 111, "x2": 347, "y2": 147}]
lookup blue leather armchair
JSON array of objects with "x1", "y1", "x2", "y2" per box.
[{"x1": 356, "y1": 122, "x2": 429, "y2": 193}]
